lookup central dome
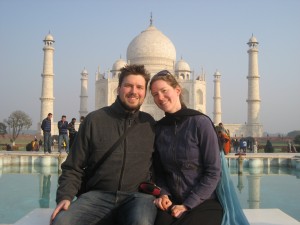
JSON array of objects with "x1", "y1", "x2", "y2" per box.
[{"x1": 126, "y1": 25, "x2": 176, "y2": 71}]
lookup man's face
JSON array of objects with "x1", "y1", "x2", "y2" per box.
[{"x1": 117, "y1": 74, "x2": 146, "y2": 111}]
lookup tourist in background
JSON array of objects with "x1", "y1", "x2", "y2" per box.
[
  {"x1": 78, "y1": 116, "x2": 85, "y2": 131},
  {"x1": 41, "y1": 113, "x2": 52, "y2": 154},
  {"x1": 233, "y1": 138, "x2": 239, "y2": 153},
  {"x1": 57, "y1": 115, "x2": 69, "y2": 153},
  {"x1": 51, "y1": 64, "x2": 157, "y2": 225},
  {"x1": 239, "y1": 138, "x2": 247, "y2": 153},
  {"x1": 67, "y1": 118, "x2": 77, "y2": 149},
  {"x1": 216, "y1": 123, "x2": 231, "y2": 155}
]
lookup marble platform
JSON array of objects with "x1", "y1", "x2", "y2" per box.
[{"x1": 5, "y1": 208, "x2": 300, "y2": 225}]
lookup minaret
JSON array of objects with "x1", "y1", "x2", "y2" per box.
[
  {"x1": 79, "y1": 68, "x2": 88, "y2": 118},
  {"x1": 246, "y1": 35, "x2": 262, "y2": 137},
  {"x1": 213, "y1": 70, "x2": 222, "y2": 124},
  {"x1": 40, "y1": 33, "x2": 55, "y2": 126}
]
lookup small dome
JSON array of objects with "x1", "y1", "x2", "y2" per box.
[
  {"x1": 248, "y1": 35, "x2": 258, "y2": 44},
  {"x1": 214, "y1": 70, "x2": 221, "y2": 76},
  {"x1": 82, "y1": 68, "x2": 88, "y2": 74},
  {"x1": 112, "y1": 58, "x2": 127, "y2": 71},
  {"x1": 44, "y1": 33, "x2": 54, "y2": 41},
  {"x1": 175, "y1": 59, "x2": 190, "y2": 71}
]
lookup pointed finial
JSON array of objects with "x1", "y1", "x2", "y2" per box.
[
  {"x1": 120, "y1": 54, "x2": 122, "y2": 59},
  {"x1": 150, "y1": 12, "x2": 153, "y2": 26}
]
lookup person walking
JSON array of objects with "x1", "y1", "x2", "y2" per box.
[
  {"x1": 41, "y1": 113, "x2": 52, "y2": 154},
  {"x1": 57, "y1": 115, "x2": 69, "y2": 153},
  {"x1": 50, "y1": 65, "x2": 157, "y2": 225}
]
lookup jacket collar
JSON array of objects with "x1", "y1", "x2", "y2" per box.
[
  {"x1": 110, "y1": 96, "x2": 140, "y2": 121},
  {"x1": 158, "y1": 106, "x2": 203, "y2": 125}
]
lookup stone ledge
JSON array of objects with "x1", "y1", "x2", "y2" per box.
[
  {"x1": 243, "y1": 208, "x2": 300, "y2": 225},
  {"x1": 9, "y1": 208, "x2": 300, "y2": 225}
]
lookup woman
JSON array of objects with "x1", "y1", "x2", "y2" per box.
[
  {"x1": 150, "y1": 70, "x2": 249, "y2": 225},
  {"x1": 150, "y1": 70, "x2": 223, "y2": 225}
]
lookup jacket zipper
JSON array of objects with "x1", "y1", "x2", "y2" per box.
[
  {"x1": 173, "y1": 121, "x2": 181, "y2": 194},
  {"x1": 118, "y1": 118, "x2": 132, "y2": 190}
]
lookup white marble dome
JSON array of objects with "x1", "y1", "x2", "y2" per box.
[
  {"x1": 214, "y1": 70, "x2": 221, "y2": 76},
  {"x1": 126, "y1": 25, "x2": 176, "y2": 67},
  {"x1": 248, "y1": 35, "x2": 258, "y2": 43},
  {"x1": 175, "y1": 59, "x2": 190, "y2": 71},
  {"x1": 112, "y1": 58, "x2": 127, "y2": 71},
  {"x1": 82, "y1": 68, "x2": 88, "y2": 74},
  {"x1": 248, "y1": 35, "x2": 259, "y2": 46}
]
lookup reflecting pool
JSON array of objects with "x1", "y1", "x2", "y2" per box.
[
  {"x1": 229, "y1": 166, "x2": 300, "y2": 222},
  {"x1": 0, "y1": 165, "x2": 299, "y2": 224}
]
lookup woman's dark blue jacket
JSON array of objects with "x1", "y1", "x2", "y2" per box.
[{"x1": 154, "y1": 108, "x2": 221, "y2": 209}]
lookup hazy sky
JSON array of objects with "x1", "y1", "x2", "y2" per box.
[{"x1": 0, "y1": 0, "x2": 299, "y2": 134}]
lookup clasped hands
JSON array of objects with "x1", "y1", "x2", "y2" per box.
[{"x1": 153, "y1": 195, "x2": 188, "y2": 218}]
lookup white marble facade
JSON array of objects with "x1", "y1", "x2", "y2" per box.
[
  {"x1": 40, "y1": 21, "x2": 263, "y2": 137},
  {"x1": 95, "y1": 23, "x2": 206, "y2": 121}
]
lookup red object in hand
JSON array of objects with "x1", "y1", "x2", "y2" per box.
[{"x1": 139, "y1": 182, "x2": 161, "y2": 196}]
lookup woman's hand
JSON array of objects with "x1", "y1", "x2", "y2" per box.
[
  {"x1": 153, "y1": 195, "x2": 173, "y2": 211},
  {"x1": 170, "y1": 204, "x2": 188, "y2": 218}
]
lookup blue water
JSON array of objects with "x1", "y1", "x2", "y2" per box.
[
  {"x1": 0, "y1": 165, "x2": 299, "y2": 224},
  {"x1": 229, "y1": 166, "x2": 300, "y2": 222}
]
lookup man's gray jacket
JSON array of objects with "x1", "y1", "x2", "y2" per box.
[{"x1": 56, "y1": 98, "x2": 155, "y2": 203}]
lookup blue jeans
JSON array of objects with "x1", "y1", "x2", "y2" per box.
[
  {"x1": 58, "y1": 134, "x2": 69, "y2": 153},
  {"x1": 52, "y1": 190, "x2": 157, "y2": 225},
  {"x1": 43, "y1": 132, "x2": 52, "y2": 153}
]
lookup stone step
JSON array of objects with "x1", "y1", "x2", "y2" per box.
[{"x1": 9, "y1": 208, "x2": 300, "y2": 225}]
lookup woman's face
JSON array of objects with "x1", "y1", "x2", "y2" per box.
[{"x1": 150, "y1": 80, "x2": 181, "y2": 113}]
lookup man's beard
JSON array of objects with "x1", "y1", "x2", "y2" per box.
[{"x1": 119, "y1": 94, "x2": 143, "y2": 112}]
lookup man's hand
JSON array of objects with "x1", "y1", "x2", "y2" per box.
[{"x1": 50, "y1": 200, "x2": 70, "y2": 224}]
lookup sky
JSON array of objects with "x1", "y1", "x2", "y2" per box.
[{"x1": 0, "y1": 0, "x2": 299, "y2": 135}]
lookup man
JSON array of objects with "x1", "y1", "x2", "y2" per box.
[
  {"x1": 51, "y1": 65, "x2": 156, "y2": 225},
  {"x1": 41, "y1": 113, "x2": 52, "y2": 154},
  {"x1": 67, "y1": 118, "x2": 77, "y2": 148},
  {"x1": 57, "y1": 115, "x2": 69, "y2": 153}
]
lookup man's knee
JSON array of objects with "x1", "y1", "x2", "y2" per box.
[{"x1": 51, "y1": 211, "x2": 69, "y2": 225}]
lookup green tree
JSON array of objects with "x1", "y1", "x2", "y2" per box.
[
  {"x1": 294, "y1": 135, "x2": 300, "y2": 145},
  {"x1": 0, "y1": 122, "x2": 7, "y2": 137},
  {"x1": 287, "y1": 130, "x2": 300, "y2": 138},
  {"x1": 264, "y1": 140, "x2": 274, "y2": 153},
  {"x1": 4, "y1": 110, "x2": 32, "y2": 145}
]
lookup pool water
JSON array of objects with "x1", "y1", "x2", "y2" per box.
[
  {"x1": 0, "y1": 166, "x2": 299, "y2": 224},
  {"x1": 229, "y1": 166, "x2": 300, "y2": 222},
  {"x1": 0, "y1": 166, "x2": 59, "y2": 224}
]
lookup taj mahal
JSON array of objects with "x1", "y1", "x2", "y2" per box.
[{"x1": 39, "y1": 19, "x2": 263, "y2": 137}]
